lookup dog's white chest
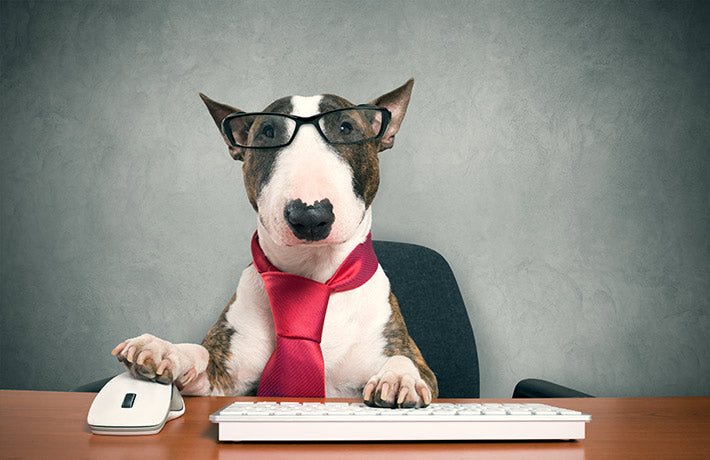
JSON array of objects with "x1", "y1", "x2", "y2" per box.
[
  {"x1": 320, "y1": 267, "x2": 392, "y2": 397},
  {"x1": 223, "y1": 265, "x2": 391, "y2": 397}
]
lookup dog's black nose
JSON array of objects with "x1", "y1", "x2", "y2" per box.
[{"x1": 284, "y1": 199, "x2": 335, "y2": 242}]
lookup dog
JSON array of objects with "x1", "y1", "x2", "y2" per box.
[{"x1": 112, "y1": 79, "x2": 438, "y2": 408}]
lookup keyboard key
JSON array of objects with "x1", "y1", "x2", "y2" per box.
[{"x1": 507, "y1": 408, "x2": 534, "y2": 415}]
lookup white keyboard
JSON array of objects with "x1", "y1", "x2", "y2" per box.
[{"x1": 209, "y1": 401, "x2": 591, "y2": 442}]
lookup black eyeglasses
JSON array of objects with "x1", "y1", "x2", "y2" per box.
[{"x1": 221, "y1": 106, "x2": 391, "y2": 149}]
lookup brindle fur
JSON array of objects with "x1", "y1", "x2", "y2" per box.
[
  {"x1": 201, "y1": 292, "x2": 237, "y2": 393},
  {"x1": 383, "y1": 292, "x2": 439, "y2": 398}
]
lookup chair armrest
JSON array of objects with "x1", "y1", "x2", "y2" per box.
[{"x1": 513, "y1": 378, "x2": 593, "y2": 398}]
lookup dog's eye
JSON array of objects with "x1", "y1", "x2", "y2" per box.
[
  {"x1": 340, "y1": 122, "x2": 353, "y2": 136},
  {"x1": 261, "y1": 124, "x2": 275, "y2": 139}
]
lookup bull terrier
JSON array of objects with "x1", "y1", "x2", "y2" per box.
[{"x1": 112, "y1": 79, "x2": 438, "y2": 408}]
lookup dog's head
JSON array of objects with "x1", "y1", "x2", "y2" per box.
[{"x1": 201, "y1": 79, "x2": 413, "y2": 247}]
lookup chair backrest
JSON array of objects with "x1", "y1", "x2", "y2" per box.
[{"x1": 373, "y1": 240, "x2": 479, "y2": 398}]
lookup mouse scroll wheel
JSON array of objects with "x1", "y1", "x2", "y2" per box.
[{"x1": 121, "y1": 393, "x2": 137, "y2": 408}]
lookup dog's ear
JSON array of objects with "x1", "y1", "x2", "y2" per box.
[
  {"x1": 369, "y1": 78, "x2": 414, "y2": 151},
  {"x1": 199, "y1": 93, "x2": 246, "y2": 161}
]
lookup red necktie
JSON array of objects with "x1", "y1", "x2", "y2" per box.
[{"x1": 251, "y1": 231, "x2": 379, "y2": 397}]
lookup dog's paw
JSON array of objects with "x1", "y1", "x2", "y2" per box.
[
  {"x1": 111, "y1": 333, "x2": 196, "y2": 387},
  {"x1": 362, "y1": 356, "x2": 433, "y2": 408}
]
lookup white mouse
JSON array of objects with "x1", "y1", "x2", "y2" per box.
[{"x1": 87, "y1": 371, "x2": 185, "y2": 435}]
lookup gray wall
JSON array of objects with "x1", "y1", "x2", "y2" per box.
[{"x1": 1, "y1": 0, "x2": 708, "y2": 398}]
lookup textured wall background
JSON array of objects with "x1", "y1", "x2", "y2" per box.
[{"x1": 1, "y1": 0, "x2": 708, "y2": 397}]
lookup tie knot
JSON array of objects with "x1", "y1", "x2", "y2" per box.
[{"x1": 259, "y1": 272, "x2": 332, "y2": 342}]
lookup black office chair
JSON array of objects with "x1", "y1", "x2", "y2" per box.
[{"x1": 75, "y1": 240, "x2": 591, "y2": 398}]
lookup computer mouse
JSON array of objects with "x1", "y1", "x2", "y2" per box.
[{"x1": 87, "y1": 371, "x2": 185, "y2": 435}]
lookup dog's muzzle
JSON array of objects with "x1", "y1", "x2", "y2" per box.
[{"x1": 284, "y1": 199, "x2": 335, "y2": 242}]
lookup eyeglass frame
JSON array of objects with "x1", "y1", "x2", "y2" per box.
[{"x1": 220, "y1": 105, "x2": 392, "y2": 149}]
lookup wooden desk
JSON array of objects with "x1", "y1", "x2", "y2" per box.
[{"x1": 1, "y1": 391, "x2": 708, "y2": 459}]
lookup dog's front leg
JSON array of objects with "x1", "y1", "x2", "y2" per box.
[
  {"x1": 112, "y1": 334, "x2": 210, "y2": 392},
  {"x1": 363, "y1": 293, "x2": 439, "y2": 408},
  {"x1": 112, "y1": 293, "x2": 246, "y2": 395}
]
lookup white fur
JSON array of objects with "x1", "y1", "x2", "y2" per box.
[
  {"x1": 290, "y1": 95, "x2": 320, "y2": 117},
  {"x1": 321, "y1": 267, "x2": 393, "y2": 397},
  {"x1": 219, "y1": 266, "x2": 275, "y2": 395},
  {"x1": 256, "y1": 95, "x2": 367, "y2": 249}
]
